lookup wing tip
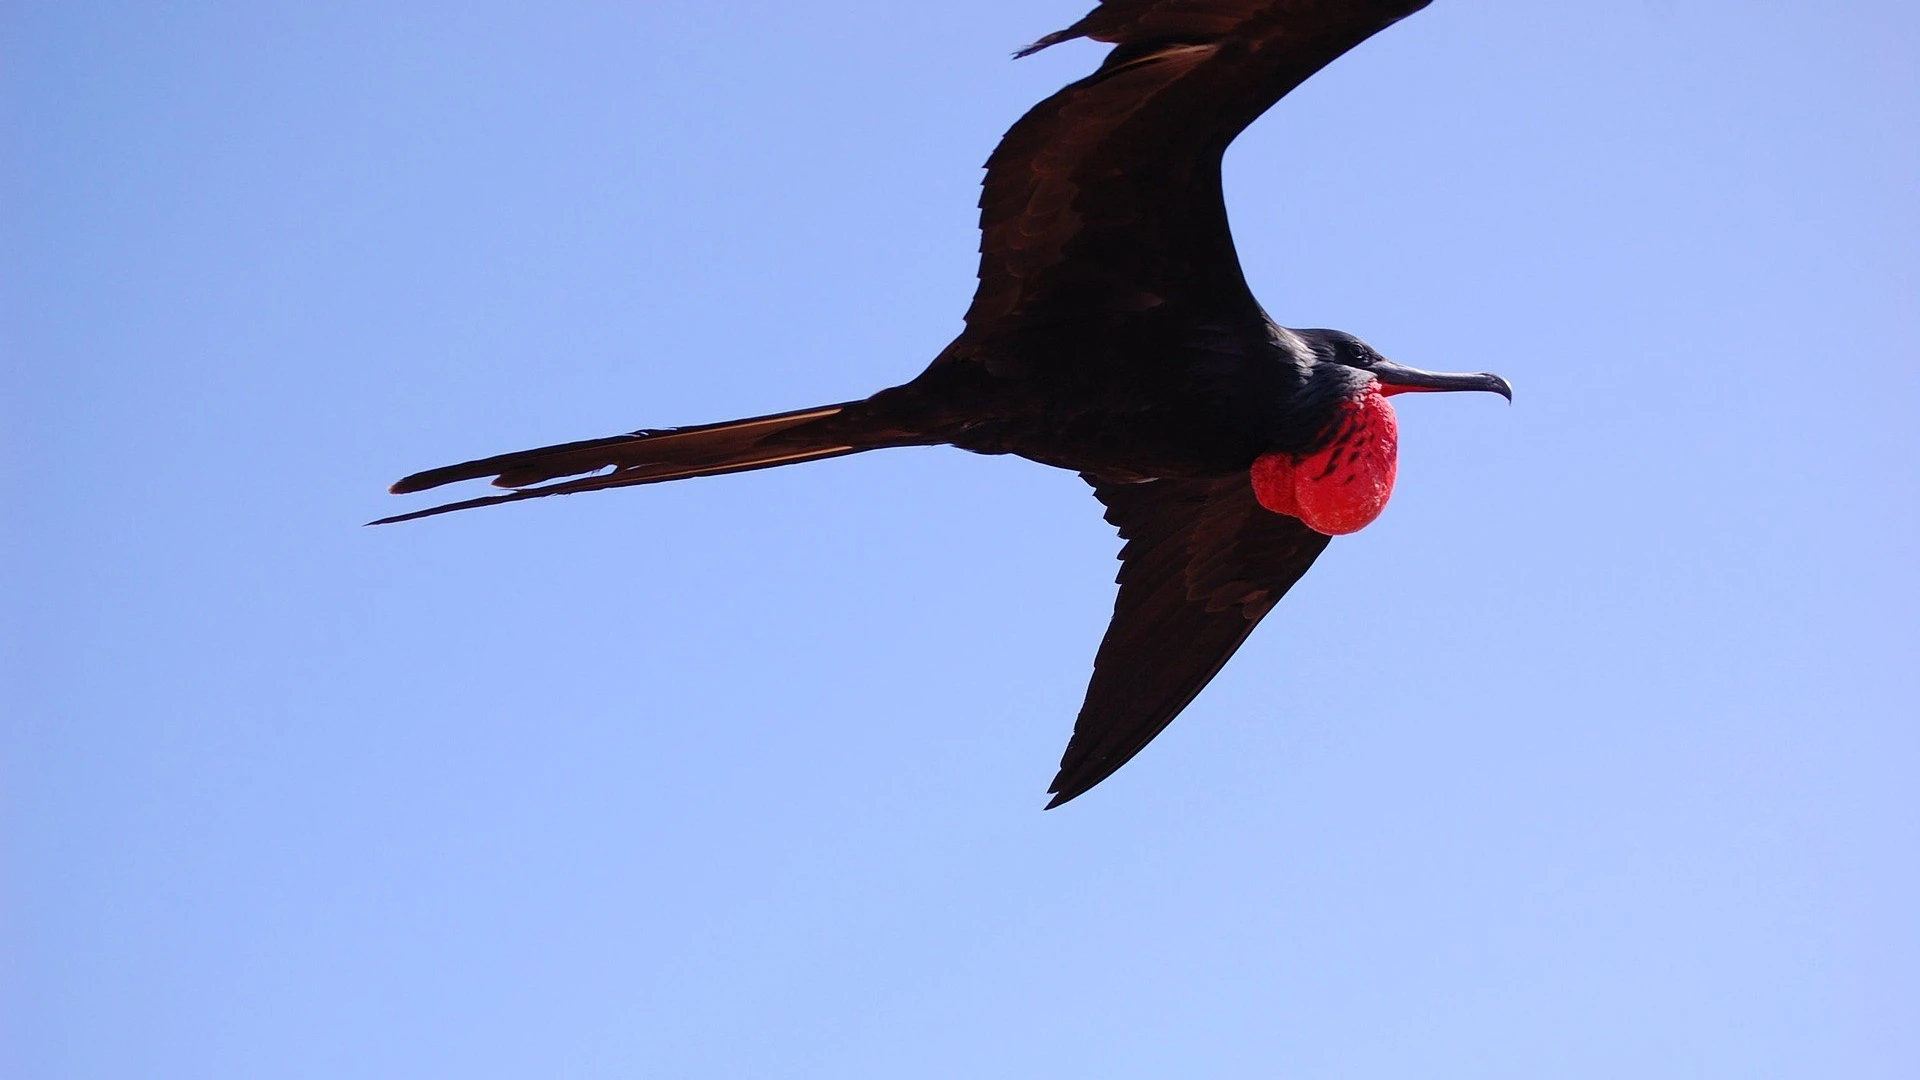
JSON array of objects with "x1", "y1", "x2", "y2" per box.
[
  {"x1": 1042, "y1": 766, "x2": 1101, "y2": 809},
  {"x1": 1014, "y1": 27, "x2": 1080, "y2": 58}
]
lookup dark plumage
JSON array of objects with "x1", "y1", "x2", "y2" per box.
[{"x1": 379, "y1": 0, "x2": 1512, "y2": 807}]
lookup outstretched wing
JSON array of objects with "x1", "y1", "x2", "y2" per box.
[
  {"x1": 1048, "y1": 475, "x2": 1331, "y2": 807},
  {"x1": 968, "y1": 0, "x2": 1432, "y2": 335}
]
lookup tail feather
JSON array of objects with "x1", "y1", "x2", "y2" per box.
[{"x1": 373, "y1": 402, "x2": 874, "y2": 526}]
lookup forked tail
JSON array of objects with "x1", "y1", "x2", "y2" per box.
[{"x1": 372, "y1": 401, "x2": 892, "y2": 525}]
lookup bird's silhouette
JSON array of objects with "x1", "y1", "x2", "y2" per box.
[{"x1": 378, "y1": 0, "x2": 1510, "y2": 807}]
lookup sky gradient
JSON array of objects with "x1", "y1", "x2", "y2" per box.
[{"x1": 8, "y1": 2, "x2": 1917, "y2": 1076}]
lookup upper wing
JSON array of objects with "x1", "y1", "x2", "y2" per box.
[
  {"x1": 1047, "y1": 474, "x2": 1331, "y2": 807},
  {"x1": 967, "y1": 0, "x2": 1432, "y2": 335}
]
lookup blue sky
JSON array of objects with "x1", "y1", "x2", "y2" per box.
[{"x1": 7, "y1": 2, "x2": 1917, "y2": 1076}]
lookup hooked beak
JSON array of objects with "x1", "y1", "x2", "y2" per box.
[{"x1": 1369, "y1": 359, "x2": 1513, "y2": 402}]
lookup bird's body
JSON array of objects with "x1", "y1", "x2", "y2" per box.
[{"x1": 381, "y1": 0, "x2": 1511, "y2": 806}]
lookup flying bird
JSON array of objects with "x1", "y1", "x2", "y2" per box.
[{"x1": 378, "y1": 0, "x2": 1510, "y2": 807}]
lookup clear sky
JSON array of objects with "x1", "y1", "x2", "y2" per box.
[{"x1": 7, "y1": 2, "x2": 1916, "y2": 1076}]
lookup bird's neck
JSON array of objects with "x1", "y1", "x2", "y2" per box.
[{"x1": 1251, "y1": 385, "x2": 1399, "y2": 535}]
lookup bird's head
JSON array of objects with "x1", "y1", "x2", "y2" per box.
[{"x1": 1253, "y1": 330, "x2": 1511, "y2": 536}]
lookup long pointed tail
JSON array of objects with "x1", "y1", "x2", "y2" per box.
[{"x1": 372, "y1": 401, "x2": 890, "y2": 525}]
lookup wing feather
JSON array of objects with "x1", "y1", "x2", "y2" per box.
[
  {"x1": 971, "y1": 0, "x2": 1433, "y2": 337},
  {"x1": 1047, "y1": 475, "x2": 1331, "y2": 806}
]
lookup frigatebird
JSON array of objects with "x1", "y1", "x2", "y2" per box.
[{"x1": 378, "y1": 0, "x2": 1511, "y2": 807}]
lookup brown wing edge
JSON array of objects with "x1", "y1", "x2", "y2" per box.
[
  {"x1": 976, "y1": 0, "x2": 1438, "y2": 333},
  {"x1": 1017, "y1": 0, "x2": 1434, "y2": 58},
  {"x1": 1046, "y1": 476, "x2": 1331, "y2": 808}
]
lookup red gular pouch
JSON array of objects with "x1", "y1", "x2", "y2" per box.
[{"x1": 1250, "y1": 386, "x2": 1400, "y2": 535}]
